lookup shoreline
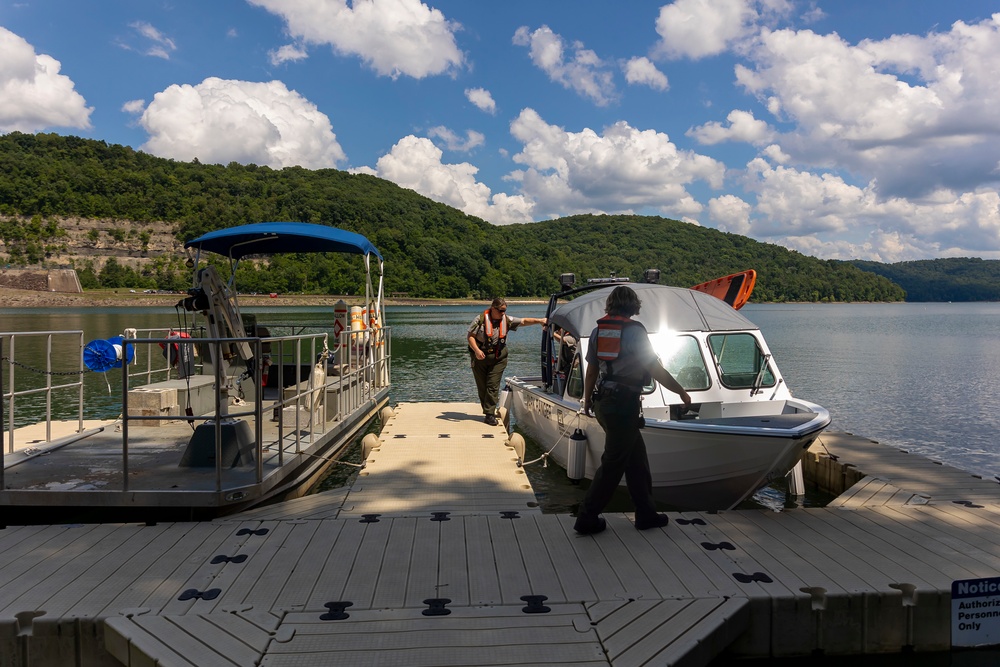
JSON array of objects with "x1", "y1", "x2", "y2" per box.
[
  {"x1": 0, "y1": 287, "x2": 546, "y2": 309},
  {"x1": 0, "y1": 287, "x2": 916, "y2": 310}
]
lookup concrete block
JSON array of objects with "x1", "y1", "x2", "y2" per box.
[
  {"x1": 128, "y1": 387, "x2": 178, "y2": 411},
  {"x1": 129, "y1": 407, "x2": 179, "y2": 427},
  {"x1": 282, "y1": 380, "x2": 344, "y2": 424},
  {"x1": 128, "y1": 387, "x2": 180, "y2": 426},
  {"x1": 132, "y1": 376, "x2": 216, "y2": 416},
  {"x1": 274, "y1": 405, "x2": 321, "y2": 429}
]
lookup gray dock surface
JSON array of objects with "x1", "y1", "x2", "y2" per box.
[{"x1": 3, "y1": 405, "x2": 1000, "y2": 666}]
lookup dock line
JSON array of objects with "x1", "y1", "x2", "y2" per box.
[
  {"x1": 519, "y1": 410, "x2": 583, "y2": 468},
  {"x1": 261, "y1": 445, "x2": 366, "y2": 468}
]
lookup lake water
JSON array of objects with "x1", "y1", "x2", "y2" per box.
[{"x1": 3, "y1": 302, "x2": 1000, "y2": 510}]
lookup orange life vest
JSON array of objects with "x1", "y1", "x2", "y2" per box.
[
  {"x1": 482, "y1": 309, "x2": 508, "y2": 359},
  {"x1": 595, "y1": 315, "x2": 634, "y2": 362},
  {"x1": 158, "y1": 331, "x2": 191, "y2": 365}
]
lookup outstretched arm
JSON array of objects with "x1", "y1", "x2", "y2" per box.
[{"x1": 651, "y1": 364, "x2": 692, "y2": 408}]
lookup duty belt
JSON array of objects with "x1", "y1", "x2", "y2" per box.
[{"x1": 598, "y1": 379, "x2": 642, "y2": 396}]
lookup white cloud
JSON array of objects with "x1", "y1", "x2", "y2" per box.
[
  {"x1": 799, "y1": 4, "x2": 825, "y2": 24},
  {"x1": 465, "y1": 87, "x2": 496, "y2": 114},
  {"x1": 760, "y1": 143, "x2": 790, "y2": 164},
  {"x1": 0, "y1": 27, "x2": 91, "y2": 132},
  {"x1": 688, "y1": 109, "x2": 774, "y2": 145},
  {"x1": 269, "y1": 44, "x2": 308, "y2": 66},
  {"x1": 654, "y1": 0, "x2": 759, "y2": 60},
  {"x1": 735, "y1": 16, "x2": 1000, "y2": 199},
  {"x1": 746, "y1": 158, "x2": 870, "y2": 236},
  {"x1": 247, "y1": 0, "x2": 463, "y2": 79},
  {"x1": 367, "y1": 135, "x2": 534, "y2": 225},
  {"x1": 507, "y1": 108, "x2": 725, "y2": 219},
  {"x1": 623, "y1": 57, "x2": 668, "y2": 91},
  {"x1": 708, "y1": 194, "x2": 752, "y2": 235},
  {"x1": 121, "y1": 99, "x2": 145, "y2": 114},
  {"x1": 513, "y1": 25, "x2": 617, "y2": 106},
  {"x1": 128, "y1": 21, "x2": 177, "y2": 60},
  {"x1": 136, "y1": 77, "x2": 345, "y2": 169},
  {"x1": 427, "y1": 126, "x2": 484, "y2": 152},
  {"x1": 740, "y1": 157, "x2": 1000, "y2": 260}
]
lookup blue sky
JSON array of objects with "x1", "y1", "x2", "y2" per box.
[{"x1": 2, "y1": 0, "x2": 1000, "y2": 262}]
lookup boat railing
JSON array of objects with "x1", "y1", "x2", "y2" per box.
[
  {"x1": 112, "y1": 324, "x2": 391, "y2": 494},
  {"x1": 125, "y1": 326, "x2": 206, "y2": 386},
  {"x1": 2, "y1": 325, "x2": 390, "y2": 501},
  {"x1": 1, "y1": 329, "x2": 86, "y2": 454}
]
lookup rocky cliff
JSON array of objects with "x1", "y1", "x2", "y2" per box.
[{"x1": 0, "y1": 215, "x2": 184, "y2": 273}]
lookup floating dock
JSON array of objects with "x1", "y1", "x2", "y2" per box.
[{"x1": 2, "y1": 404, "x2": 1000, "y2": 666}]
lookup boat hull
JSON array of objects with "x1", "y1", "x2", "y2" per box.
[{"x1": 506, "y1": 378, "x2": 829, "y2": 510}]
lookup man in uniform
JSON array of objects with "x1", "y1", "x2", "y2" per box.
[
  {"x1": 467, "y1": 297, "x2": 547, "y2": 425},
  {"x1": 574, "y1": 285, "x2": 692, "y2": 535}
]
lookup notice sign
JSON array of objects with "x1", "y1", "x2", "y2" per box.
[{"x1": 953, "y1": 577, "x2": 1000, "y2": 647}]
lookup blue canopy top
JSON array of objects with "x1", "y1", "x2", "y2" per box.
[{"x1": 184, "y1": 222, "x2": 382, "y2": 260}]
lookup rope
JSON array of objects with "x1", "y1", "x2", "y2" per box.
[
  {"x1": 261, "y1": 446, "x2": 366, "y2": 468},
  {"x1": 519, "y1": 410, "x2": 583, "y2": 468},
  {"x1": 817, "y1": 435, "x2": 838, "y2": 461}
]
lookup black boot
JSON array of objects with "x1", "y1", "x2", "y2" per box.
[
  {"x1": 634, "y1": 513, "x2": 669, "y2": 530},
  {"x1": 574, "y1": 514, "x2": 607, "y2": 535}
]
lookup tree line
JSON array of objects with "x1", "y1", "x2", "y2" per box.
[
  {"x1": 2, "y1": 131, "x2": 978, "y2": 302},
  {"x1": 852, "y1": 258, "x2": 1000, "y2": 302}
]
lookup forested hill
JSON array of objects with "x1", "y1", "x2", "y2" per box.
[
  {"x1": 851, "y1": 258, "x2": 1000, "y2": 302},
  {"x1": 0, "y1": 132, "x2": 905, "y2": 302}
]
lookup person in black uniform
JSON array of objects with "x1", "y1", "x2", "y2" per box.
[
  {"x1": 467, "y1": 297, "x2": 547, "y2": 425},
  {"x1": 574, "y1": 285, "x2": 692, "y2": 535}
]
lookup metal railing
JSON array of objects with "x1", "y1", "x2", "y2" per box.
[
  {"x1": 1, "y1": 329, "x2": 86, "y2": 453},
  {"x1": 2, "y1": 324, "x2": 391, "y2": 499},
  {"x1": 125, "y1": 326, "x2": 206, "y2": 386}
]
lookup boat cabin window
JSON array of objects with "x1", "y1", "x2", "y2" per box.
[
  {"x1": 655, "y1": 335, "x2": 710, "y2": 391},
  {"x1": 707, "y1": 333, "x2": 775, "y2": 389},
  {"x1": 566, "y1": 354, "x2": 584, "y2": 399}
]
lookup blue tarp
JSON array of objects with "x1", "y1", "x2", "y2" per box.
[{"x1": 184, "y1": 222, "x2": 382, "y2": 260}]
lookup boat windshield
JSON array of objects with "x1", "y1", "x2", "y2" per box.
[
  {"x1": 653, "y1": 335, "x2": 710, "y2": 391},
  {"x1": 707, "y1": 333, "x2": 776, "y2": 389}
]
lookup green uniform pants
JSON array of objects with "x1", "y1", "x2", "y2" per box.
[{"x1": 471, "y1": 347, "x2": 508, "y2": 416}]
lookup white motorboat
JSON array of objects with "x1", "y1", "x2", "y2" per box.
[
  {"x1": 1, "y1": 222, "x2": 390, "y2": 523},
  {"x1": 503, "y1": 273, "x2": 831, "y2": 511}
]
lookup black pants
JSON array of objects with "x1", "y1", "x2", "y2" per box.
[
  {"x1": 471, "y1": 348, "x2": 508, "y2": 416},
  {"x1": 580, "y1": 392, "x2": 659, "y2": 520}
]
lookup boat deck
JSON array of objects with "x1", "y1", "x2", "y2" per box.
[
  {"x1": 3, "y1": 405, "x2": 1000, "y2": 666},
  {"x1": 1, "y1": 385, "x2": 389, "y2": 522},
  {"x1": 3, "y1": 411, "x2": 312, "y2": 492}
]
